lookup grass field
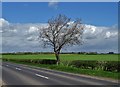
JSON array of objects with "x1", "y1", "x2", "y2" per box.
[{"x1": 2, "y1": 54, "x2": 119, "y2": 61}]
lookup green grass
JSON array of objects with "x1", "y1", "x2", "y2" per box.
[
  {"x1": 7, "y1": 61, "x2": 120, "y2": 80},
  {"x1": 2, "y1": 54, "x2": 119, "y2": 61}
]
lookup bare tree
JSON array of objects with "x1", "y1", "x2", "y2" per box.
[{"x1": 39, "y1": 14, "x2": 84, "y2": 65}]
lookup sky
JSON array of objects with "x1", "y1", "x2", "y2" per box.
[
  {"x1": 2, "y1": 2, "x2": 118, "y2": 26},
  {"x1": 1, "y1": 2, "x2": 118, "y2": 53}
]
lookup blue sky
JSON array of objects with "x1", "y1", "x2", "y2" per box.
[{"x1": 2, "y1": 2, "x2": 118, "y2": 26}]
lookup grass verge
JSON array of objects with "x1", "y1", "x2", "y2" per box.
[{"x1": 5, "y1": 61, "x2": 120, "y2": 80}]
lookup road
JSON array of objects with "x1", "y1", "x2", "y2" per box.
[{"x1": 2, "y1": 62, "x2": 119, "y2": 86}]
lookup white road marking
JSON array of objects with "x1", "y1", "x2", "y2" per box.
[
  {"x1": 35, "y1": 74, "x2": 49, "y2": 79},
  {"x1": 15, "y1": 68, "x2": 21, "y2": 71},
  {"x1": 6, "y1": 65, "x2": 9, "y2": 67}
]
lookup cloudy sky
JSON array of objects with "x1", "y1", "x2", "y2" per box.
[{"x1": 1, "y1": 2, "x2": 118, "y2": 53}]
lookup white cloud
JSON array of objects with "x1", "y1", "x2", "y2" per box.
[
  {"x1": 0, "y1": 18, "x2": 9, "y2": 27},
  {"x1": 83, "y1": 24, "x2": 118, "y2": 40},
  {"x1": 29, "y1": 26, "x2": 38, "y2": 33},
  {"x1": 1, "y1": 18, "x2": 118, "y2": 53},
  {"x1": 26, "y1": 36, "x2": 38, "y2": 41},
  {"x1": 48, "y1": 0, "x2": 59, "y2": 9},
  {"x1": 0, "y1": 18, "x2": 10, "y2": 33},
  {"x1": 84, "y1": 25, "x2": 96, "y2": 33},
  {"x1": 67, "y1": 21, "x2": 74, "y2": 25},
  {"x1": 105, "y1": 31, "x2": 118, "y2": 38}
]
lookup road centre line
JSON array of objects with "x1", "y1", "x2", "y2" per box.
[
  {"x1": 6, "y1": 65, "x2": 9, "y2": 67},
  {"x1": 16, "y1": 68, "x2": 21, "y2": 70},
  {"x1": 35, "y1": 74, "x2": 49, "y2": 79}
]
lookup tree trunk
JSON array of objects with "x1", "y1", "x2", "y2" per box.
[{"x1": 55, "y1": 52, "x2": 60, "y2": 65}]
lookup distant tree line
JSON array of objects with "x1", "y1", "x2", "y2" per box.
[{"x1": 1, "y1": 51, "x2": 118, "y2": 55}]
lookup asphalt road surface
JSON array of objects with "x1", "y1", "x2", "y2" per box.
[{"x1": 2, "y1": 62, "x2": 119, "y2": 86}]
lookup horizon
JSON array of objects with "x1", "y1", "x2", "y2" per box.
[{"x1": 1, "y1": 51, "x2": 119, "y2": 54}]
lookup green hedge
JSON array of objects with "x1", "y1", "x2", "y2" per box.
[
  {"x1": 70, "y1": 61, "x2": 97, "y2": 70},
  {"x1": 70, "y1": 60, "x2": 120, "y2": 72},
  {"x1": 3, "y1": 58, "x2": 56, "y2": 64},
  {"x1": 103, "y1": 61, "x2": 120, "y2": 72}
]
